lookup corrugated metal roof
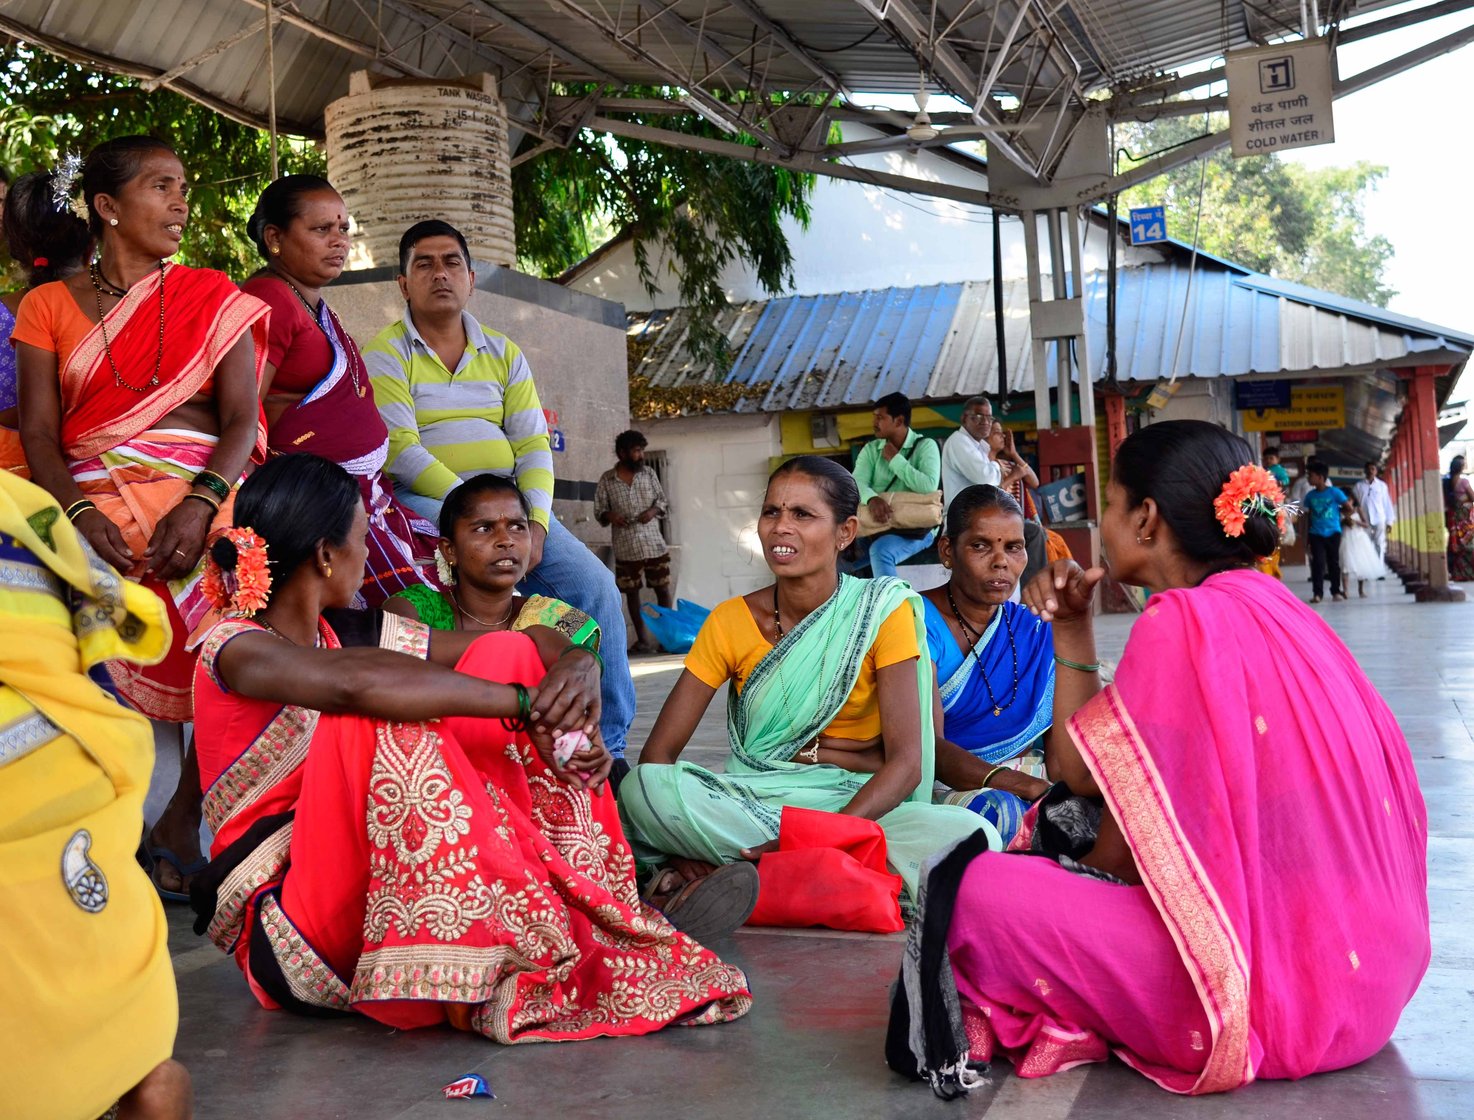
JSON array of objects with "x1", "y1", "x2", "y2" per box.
[
  {"x1": 0, "y1": 0, "x2": 1411, "y2": 137},
  {"x1": 630, "y1": 260, "x2": 1474, "y2": 413}
]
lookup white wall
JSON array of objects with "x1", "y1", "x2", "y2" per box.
[
  {"x1": 569, "y1": 124, "x2": 1166, "y2": 311},
  {"x1": 642, "y1": 412, "x2": 781, "y2": 607}
]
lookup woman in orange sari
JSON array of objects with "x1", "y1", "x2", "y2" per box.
[{"x1": 13, "y1": 137, "x2": 269, "y2": 896}]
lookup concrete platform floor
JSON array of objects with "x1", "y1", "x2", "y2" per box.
[{"x1": 165, "y1": 568, "x2": 1474, "y2": 1118}]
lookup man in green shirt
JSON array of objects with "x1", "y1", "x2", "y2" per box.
[{"x1": 852, "y1": 392, "x2": 942, "y2": 577}]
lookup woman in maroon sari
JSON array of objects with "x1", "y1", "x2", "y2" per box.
[{"x1": 241, "y1": 176, "x2": 433, "y2": 606}]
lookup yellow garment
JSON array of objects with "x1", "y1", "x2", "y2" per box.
[
  {"x1": 684, "y1": 596, "x2": 918, "y2": 740},
  {"x1": 0, "y1": 470, "x2": 176, "y2": 1120}
]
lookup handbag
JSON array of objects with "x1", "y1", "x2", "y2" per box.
[
  {"x1": 856, "y1": 490, "x2": 944, "y2": 538},
  {"x1": 746, "y1": 806, "x2": 904, "y2": 933}
]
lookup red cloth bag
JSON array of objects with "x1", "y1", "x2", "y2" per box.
[{"x1": 745, "y1": 806, "x2": 904, "y2": 933}]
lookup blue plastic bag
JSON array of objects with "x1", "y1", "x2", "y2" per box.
[{"x1": 640, "y1": 598, "x2": 712, "y2": 654}]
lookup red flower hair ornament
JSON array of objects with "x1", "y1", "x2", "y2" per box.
[
  {"x1": 1213, "y1": 464, "x2": 1292, "y2": 538},
  {"x1": 201, "y1": 527, "x2": 272, "y2": 615}
]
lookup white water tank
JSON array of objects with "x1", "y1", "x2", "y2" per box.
[{"x1": 325, "y1": 71, "x2": 516, "y2": 269}]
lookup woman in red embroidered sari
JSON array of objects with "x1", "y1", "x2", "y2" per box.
[
  {"x1": 241, "y1": 175, "x2": 434, "y2": 606},
  {"x1": 889, "y1": 421, "x2": 1429, "y2": 1097},
  {"x1": 13, "y1": 137, "x2": 267, "y2": 721},
  {"x1": 190, "y1": 454, "x2": 751, "y2": 1041}
]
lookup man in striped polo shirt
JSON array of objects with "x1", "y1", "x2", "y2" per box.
[{"x1": 363, "y1": 220, "x2": 634, "y2": 763}]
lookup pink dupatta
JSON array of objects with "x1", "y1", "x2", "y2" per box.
[{"x1": 1066, "y1": 568, "x2": 1429, "y2": 1090}]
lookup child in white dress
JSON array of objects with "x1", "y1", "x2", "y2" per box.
[{"x1": 1340, "y1": 497, "x2": 1386, "y2": 597}]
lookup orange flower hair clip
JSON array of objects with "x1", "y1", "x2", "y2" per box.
[
  {"x1": 1213, "y1": 464, "x2": 1289, "y2": 538},
  {"x1": 201, "y1": 527, "x2": 272, "y2": 615}
]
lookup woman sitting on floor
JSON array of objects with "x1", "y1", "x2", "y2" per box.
[
  {"x1": 889, "y1": 420, "x2": 1430, "y2": 1096},
  {"x1": 382, "y1": 473, "x2": 620, "y2": 786},
  {"x1": 923, "y1": 484, "x2": 1054, "y2": 842},
  {"x1": 619, "y1": 455, "x2": 994, "y2": 905},
  {"x1": 189, "y1": 454, "x2": 750, "y2": 1042}
]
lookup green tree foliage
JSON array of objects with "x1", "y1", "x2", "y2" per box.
[
  {"x1": 1118, "y1": 114, "x2": 1394, "y2": 306},
  {"x1": 0, "y1": 40, "x2": 323, "y2": 277},
  {"x1": 514, "y1": 88, "x2": 817, "y2": 370}
]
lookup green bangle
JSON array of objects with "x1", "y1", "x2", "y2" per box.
[
  {"x1": 1054, "y1": 654, "x2": 1101, "y2": 674},
  {"x1": 559, "y1": 644, "x2": 604, "y2": 673},
  {"x1": 192, "y1": 470, "x2": 232, "y2": 501}
]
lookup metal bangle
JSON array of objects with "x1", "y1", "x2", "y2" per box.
[
  {"x1": 981, "y1": 765, "x2": 1007, "y2": 789},
  {"x1": 181, "y1": 491, "x2": 221, "y2": 514},
  {"x1": 64, "y1": 499, "x2": 96, "y2": 522},
  {"x1": 1053, "y1": 654, "x2": 1101, "y2": 674}
]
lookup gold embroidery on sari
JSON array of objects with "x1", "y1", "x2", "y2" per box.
[{"x1": 259, "y1": 893, "x2": 351, "y2": 1010}]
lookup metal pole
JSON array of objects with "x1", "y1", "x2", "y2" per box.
[
  {"x1": 1067, "y1": 207, "x2": 1094, "y2": 430},
  {"x1": 1046, "y1": 209, "x2": 1071, "y2": 428},
  {"x1": 992, "y1": 208, "x2": 1007, "y2": 408},
  {"x1": 1022, "y1": 212, "x2": 1052, "y2": 429},
  {"x1": 265, "y1": 0, "x2": 279, "y2": 179}
]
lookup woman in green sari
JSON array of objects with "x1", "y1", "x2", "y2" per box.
[{"x1": 620, "y1": 456, "x2": 996, "y2": 902}]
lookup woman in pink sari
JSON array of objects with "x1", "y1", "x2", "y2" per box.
[{"x1": 888, "y1": 420, "x2": 1429, "y2": 1096}]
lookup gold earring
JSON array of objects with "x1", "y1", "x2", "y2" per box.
[
  {"x1": 942, "y1": 560, "x2": 951, "y2": 569},
  {"x1": 1136, "y1": 534, "x2": 1153, "y2": 544},
  {"x1": 270, "y1": 245, "x2": 281, "y2": 255},
  {"x1": 324, "y1": 565, "x2": 333, "y2": 578}
]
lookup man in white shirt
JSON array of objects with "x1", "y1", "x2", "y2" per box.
[
  {"x1": 940, "y1": 397, "x2": 1000, "y2": 513},
  {"x1": 1354, "y1": 461, "x2": 1396, "y2": 563}
]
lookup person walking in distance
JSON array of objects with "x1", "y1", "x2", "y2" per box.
[{"x1": 595, "y1": 429, "x2": 674, "y2": 653}]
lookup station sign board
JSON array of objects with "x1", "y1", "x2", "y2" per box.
[
  {"x1": 1227, "y1": 38, "x2": 1335, "y2": 157},
  {"x1": 1233, "y1": 380, "x2": 1292, "y2": 411},
  {"x1": 1037, "y1": 473, "x2": 1088, "y2": 524},
  {"x1": 1129, "y1": 206, "x2": 1166, "y2": 245},
  {"x1": 1240, "y1": 385, "x2": 1345, "y2": 432}
]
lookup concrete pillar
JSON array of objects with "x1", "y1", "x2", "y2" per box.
[
  {"x1": 325, "y1": 72, "x2": 516, "y2": 270},
  {"x1": 1404, "y1": 365, "x2": 1463, "y2": 601}
]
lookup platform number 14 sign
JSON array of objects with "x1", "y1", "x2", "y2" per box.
[{"x1": 1129, "y1": 206, "x2": 1166, "y2": 245}]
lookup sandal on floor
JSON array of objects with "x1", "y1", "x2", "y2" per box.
[
  {"x1": 136, "y1": 842, "x2": 209, "y2": 904},
  {"x1": 651, "y1": 863, "x2": 760, "y2": 945}
]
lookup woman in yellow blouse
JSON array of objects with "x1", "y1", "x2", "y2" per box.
[{"x1": 619, "y1": 456, "x2": 994, "y2": 903}]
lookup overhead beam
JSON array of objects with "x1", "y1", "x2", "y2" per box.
[
  {"x1": 588, "y1": 114, "x2": 1009, "y2": 209},
  {"x1": 721, "y1": 0, "x2": 849, "y2": 94},
  {"x1": 234, "y1": 0, "x2": 430, "y2": 76},
  {"x1": 1338, "y1": 0, "x2": 1474, "y2": 45},
  {"x1": 459, "y1": 0, "x2": 624, "y2": 84},
  {"x1": 0, "y1": 12, "x2": 322, "y2": 135},
  {"x1": 1334, "y1": 17, "x2": 1474, "y2": 97},
  {"x1": 370, "y1": 0, "x2": 527, "y2": 76},
  {"x1": 140, "y1": 18, "x2": 267, "y2": 90},
  {"x1": 541, "y1": 0, "x2": 788, "y2": 151}
]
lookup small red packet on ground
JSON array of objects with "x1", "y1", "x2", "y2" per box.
[{"x1": 443, "y1": 1073, "x2": 494, "y2": 1099}]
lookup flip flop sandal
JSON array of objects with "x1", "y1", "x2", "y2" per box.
[
  {"x1": 136, "y1": 842, "x2": 209, "y2": 904},
  {"x1": 656, "y1": 862, "x2": 760, "y2": 946}
]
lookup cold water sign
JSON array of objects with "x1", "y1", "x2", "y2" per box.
[
  {"x1": 1226, "y1": 38, "x2": 1335, "y2": 157},
  {"x1": 1129, "y1": 206, "x2": 1166, "y2": 245}
]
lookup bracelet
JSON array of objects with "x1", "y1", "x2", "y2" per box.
[
  {"x1": 193, "y1": 470, "x2": 232, "y2": 501},
  {"x1": 558, "y1": 643, "x2": 604, "y2": 673},
  {"x1": 64, "y1": 499, "x2": 96, "y2": 522},
  {"x1": 1054, "y1": 653, "x2": 1101, "y2": 674},
  {"x1": 181, "y1": 491, "x2": 222, "y2": 514},
  {"x1": 981, "y1": 765, "x2": 1006, "y2": 789},
  {"x1": 499, "y1": 683, "x2": 532, "y2": 734}
]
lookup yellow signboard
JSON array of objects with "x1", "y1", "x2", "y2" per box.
[{"x1": 1240, "y1": 385, "x2": 1345, "y2": 432}]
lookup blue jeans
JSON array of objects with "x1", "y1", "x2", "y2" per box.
[
  {"x1": 868, "y1": 528, "x2": 937, "y2": 578},
  {"x1": 396, "y1": 490, "x2": 635, "y2": 758}
]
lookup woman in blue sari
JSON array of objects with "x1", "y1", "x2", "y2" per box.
[{"x1": 922, "y1": 485, "x2": 1054, "y2": 841}]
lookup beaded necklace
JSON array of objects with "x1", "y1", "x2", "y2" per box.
[
  {"x1": 90, "y1": 260, "x2": 166, "y2": 393},
  {"x1": 946, "y1": 585, "x2": 1018, "y2": 717},
  {"x1": 270, "y1": 268, "x2": 365, "y2": 397}
]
